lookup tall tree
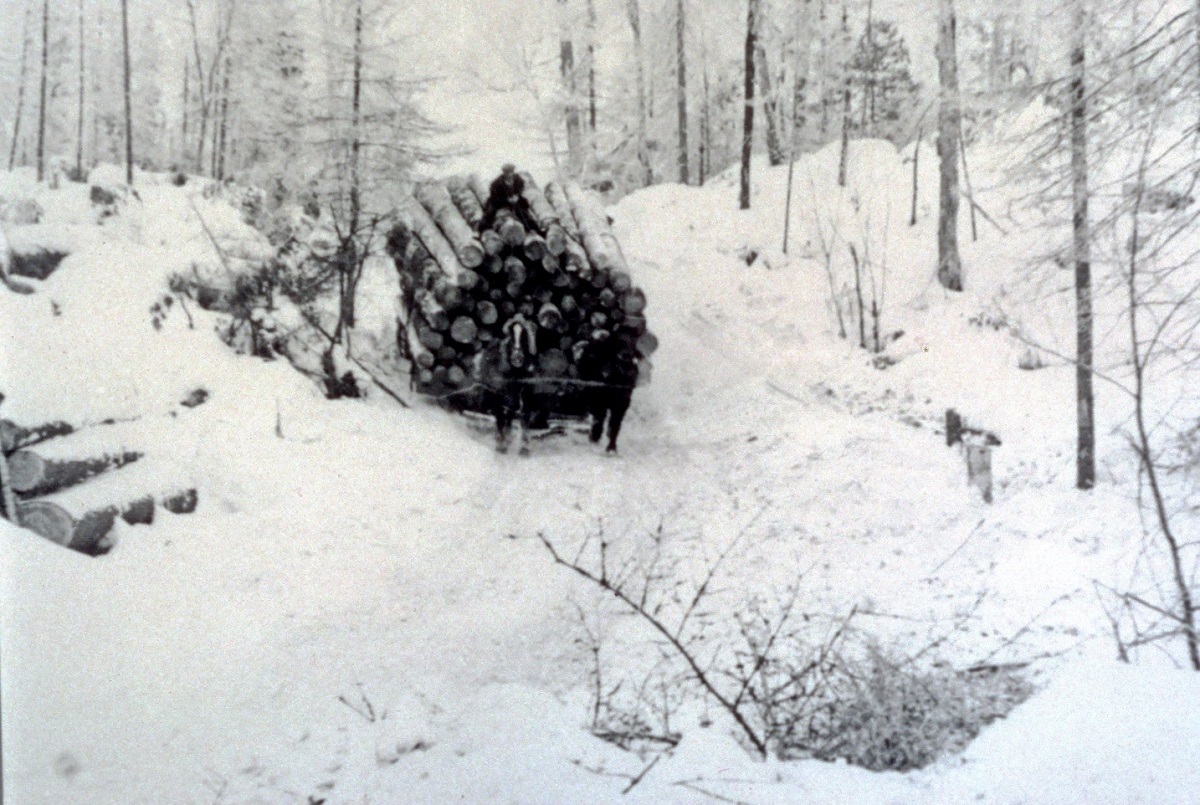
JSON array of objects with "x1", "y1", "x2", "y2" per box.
[
  {"x1": 624, "y1": 0, "x2": 652, "y2": 186},
  {"x1": 935, "y1": 0, "x2": 962, "y2": 291},
  {"x1": 559, "y1": 0, "x2": 583, "y2": 173},
  {"x1": 121, "y1": 0, "x2": 133, "y2": 183},
  {"x1": 8, "y1": 3, "x2": 33, "y2": 171},
  {"x1": 676, "y1": 0, "x2": 689, "y2": 183},
  {"x1": 740, "y1": 0, "x2": 758, "y2": 209},
  {"x1": 36, "y1": 0, "x2": 49, "y2": 182},
  {"x1": 1070, "y1": 0, "x2": 1094, "y2": 489},
  {"x1": 836, "y1": 0, "x2": 851, "y2": 186},
  {"x1": 76, "y1": 0, "x2": 85, "y2": 177}
]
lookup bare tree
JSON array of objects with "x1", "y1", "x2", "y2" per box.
[
  {"x1": 121, "y1": 0, "x2": 133, "y2": 184},
  {"x1": 1069, "y1": 0, "x2": 1094, "y2": 489},
  {"x1": 76, "y1": 0, "x2": 85, "y2": 177},
  {"x1": 8, "y1": 2, "x2": 33, "y2": 171},
  {"x1": 559, "y1": 0, "x2": 584, "y2": 173},
  {"x1": 676, "y1": 0, "x2": 689, "y2": 184},
  {"x1": 936, "y1": 0, "x2": 962, "y2": 291},
  {"x1": 36, "y1": 0, "x2": 49, "y2": 182},
  {"x1": 624, "y1": 0, "x2": 652, "y2": 186},
  {"x1": 740, "y1": 0, "x2": 758, "y2": 210}
]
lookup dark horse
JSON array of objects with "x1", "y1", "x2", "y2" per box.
[
  {"x1": 576, "y1": 328, "x2": 640, "y2": 454},
  {"x1": 475, "y1": 315, "x2": 539, "y2": 455}
]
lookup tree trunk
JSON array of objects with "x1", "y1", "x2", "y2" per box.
[
  {"x1": 910, "y1": 126, "x2": 921, "y2": 226},
  {"x1": 740, "y1": 0, "x2": 758, "y2": 210},
  {"x1": 676, "y1": 0, "x2": 689, "y2": 184},
  {"x1": 1070, "y1": 0, "x2": 1094, "y2": 489},
  {"x1": 396, "y1": 199, "x2": 476, "y2": 289},
  {"x1": 757, "y1": 44, "x2": 785, "y2": 166},
  {"x1": 564, "y1": 182, "x2": 628, "y2": 275},
  {"x1": 186, "y1": 0, "x2": 208, "y2": 174},
  {"x1": 625, "y1": 0, "x2": 652, "y2": 186},
  {"x1": 8, "y1": 3, "x2": 32, "y2": 171},
  {"x1": 559, "y1": 0, "x2": 583, "y2": 173},
  {"x1": 121, "y1": 0, "x2": 134, "y2": 184},
  {"x1": 836, "y1": 1, "x2": 851, "y2": 187},
  {"x1": 216, "y1": 53, "x2": 231, "y2": 180},
  {"x1": 586, "y1": 0, "x2": 598, "y2": 132},
  {"x1": 936, "y1": 0, "x2": 962, "y2": 291},
  {"x1": 76, "y1": 0, "x2": 86, "y2": 177},
  {"x1": 37, "y1": 0, "x2": 49, "y2": 182},
  {"x1": 181, "y1": 56, "x2": 190, "y2": 168}
]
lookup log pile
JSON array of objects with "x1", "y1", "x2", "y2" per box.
[
  {"x1": 1, "y1": 408, "x2": 201, "y2": 555},
  {"x1": 387, "y1": 167, "x2": 656, "y2": 413}
]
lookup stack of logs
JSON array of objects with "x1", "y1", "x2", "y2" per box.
[
  {"x1": 387, "y1": 169, "x2": 656, "y2": 413},
  {"x1": 1, "y1": 410, "x2": 200, "y2": 556}
]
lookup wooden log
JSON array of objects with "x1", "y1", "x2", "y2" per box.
[
  {"x1": 433, "y1": 282, "x2": 465, "y2": 310},
  {"x1": 415, "y1": 318, "x2": 445, "y2": 352},
  {"x1": 450, "y1": 315, "x2": 479, "y2": 344},
  {"x1": 504, "y1": 256, "x2": 528, "y2": 289},
  {"x1": 610, "y1": 271, "x2": 632, "y2": 293},
  {"x1": 2, "y1": 420, "x2": 75, "y2": 454},
  {"x1": 589, "y1": 268, "x2": 609, "y2": 289},
  {"x1": 468, "y1": 174, "x2": 490, "y2": 208},
  {"x1": 16, "y1": 460, "x2": 197, "y2": 555},
  {"x1": 493, "y1": 209, "x2": 526, "y2": 247},
  {"x1": 477, "y1": 300, "x2": 499, "y2": 325},
  {"x1": 544, "y1": 181, "x2": 580, "y2": 237},
  {"x1": 524, "y1": 234, "x2": 547, "y2": 262},
  {"x1": 405, "y1": 318, "x2": 437, "y2": 368},
  {"x1": 480, "y1": 229, "x2": 504, "y2": 256},
  {"x1": 561, "y1": 236, "x2": 589, "y2": 272},
  {"x1": 447, "y1": 365, "x2": 468, "y2": 386},
  {"x1": 598, "y1": 288, "x2": 617, "y2": 309},
  {"x1": 636, "y1": 330, "x2": 660, "y2": 356},
  {"x1": 446, "y1": 175, "x2": 486, "y2": 228},
  {"x1": 415, "y1": 181, "x2": 485, "y2": 268},
  {"x1": 517, "y1": 171, "x2": 561, "y2": 230},
  {"x1": 622, "y1": 287, "x2": 648, "y2": 315},
  {"x1": 437, "y1": 345, "x2": 459, "y2": 363},
  {"x1": 396, "y1": 198, "x2": 478, "y2": 289},
  {"x1": 415, "y1": 289, "x2": 450, "y2": 331},
  {"x1": 564, "y1": 182, "x2": 629, "y2": 275},
  {"x1": 8, "y1": 447, "x2": 142, "y2": 498}
]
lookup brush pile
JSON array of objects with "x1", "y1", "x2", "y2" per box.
[{"x1": 386, "y1": 167, "x2": 656, "y2": 415}]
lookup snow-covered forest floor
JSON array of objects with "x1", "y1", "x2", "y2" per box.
[{"x1": 4, "y1": 123, "x2": 1200, "y2": 803}]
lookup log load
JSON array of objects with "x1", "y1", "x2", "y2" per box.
[
  {"x1": 415, "y1": 181, "x2": 485, "y2": 268},
  {"x1": 387, "y1": 167, "x2": 656, "y2": 414},
  {"x1": 15, "y1": 459, "x2": 198, "y2": 555}
]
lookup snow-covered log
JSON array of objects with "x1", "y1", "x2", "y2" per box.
[
  {"x1": 564, "y1": 182, "x2": 629, "y2": 276},
  {"x1": 415, "y1": 181, "x2": 486, "y2": 268},
  {"x1": 8, "y1": 445, "x2": 142, "y2": 498},
  {"x1": 1, "y1": 419, "x2": 75, "y2": 453},
  {"x1": 16, "y1": 459, "x2": 197, "y2": 555},
  {"x1": 395, "y1": 198, "x2": 478, "y2": 289},
  {"x1": 446, "y1": 175, "x2": 486, "y2": 229}
]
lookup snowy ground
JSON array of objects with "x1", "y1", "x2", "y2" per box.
[{"x1": 3, "y1": 136, "x2": 1200, "y2": 803}]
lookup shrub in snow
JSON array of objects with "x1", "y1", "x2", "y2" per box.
[{"x1": 542, "y1": 528, "x2": 1032, "y2": 772}]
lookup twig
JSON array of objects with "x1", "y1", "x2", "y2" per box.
[
  {"x1": 672, "y1": 780, "x2": 753, "y2": 805},
  {"x1": 926, "y1": 518, "x2": 987, "y2": 577},
  {"x1": 621, "y1": 754, "x2": 663, "y2": 795},
  {"x1": 187, "y1": 196, "x2": 233, "y2": 276}
]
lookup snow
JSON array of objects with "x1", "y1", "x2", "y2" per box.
[{"x1": 3, "y1": 131, "x2": 1200, "y2": 803}]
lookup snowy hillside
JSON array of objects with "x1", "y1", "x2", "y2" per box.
[{"x1": 3, "y1": 135, "x2": 1200, "y2": 804}]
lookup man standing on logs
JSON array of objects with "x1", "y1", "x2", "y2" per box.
[
  {"x1": 480, "y1": 164, "x2": 536, "y2": 232},
  {"x1": 576, "y1": 324, "x2": 641, "y2": 454}
]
